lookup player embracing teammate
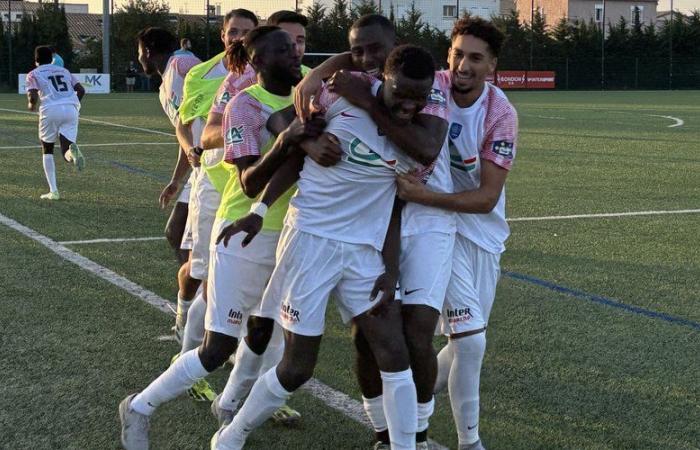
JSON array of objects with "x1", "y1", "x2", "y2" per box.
[{"x1": 120, "y1": 13, "x2": 517, "y2": 450}]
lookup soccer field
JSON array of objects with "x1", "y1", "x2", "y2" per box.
[{"x1": 0, "y1": 90, "x2": 698, "y2": 450}]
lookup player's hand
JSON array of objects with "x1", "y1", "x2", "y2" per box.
[
  {"x1": 368, "y1": 272, "x2": 398, "y2": 317},
  {"x1": 159, "y1": 181, "x2": 179, "y2": 209},
  {"x1": 300, "y1": 133, "x2": 342, "y2": 167},
  {"x1": 186, "y1": 147, "x2": 202, "y2": 168},
  {"x1": 327, "y1": 70, "x2": 374, "y2": 111},
  {"x1": 396, "y1": 173, "x2": 428, "y2": 203},
  {"x1": 282, "y1": 116, "x2": 327, "y2": 147},
  {"x1": 215, "y1": 213, "x2": 263, "y2": 248},
  {"x1": 294, "y1": 69, "x2": 324, "y2": 122}
]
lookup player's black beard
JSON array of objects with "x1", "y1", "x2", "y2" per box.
[{"x1": 452, "y1": 84, "x2": 474, "y2": 94}]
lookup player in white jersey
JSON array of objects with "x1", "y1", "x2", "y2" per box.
[
  {"x1": 168, "y1": 9, "x2": 258, "y2": 403},
  {"x1": 201, "y1": 10, "x2": 312, "y2": 427},
  {"x1": 294, "y1": 15, "x2": 454, "y2": 448},
  {"x1": 118, "y1": 27, "x2": 321, "y2": 450},
  {"x1": 26, "y1": 45, "x2": 86, "y2": 200},
  {"x1": 396, "y1": 18, "x2": 517, "y2": 450},
  {"x1": 210, "y1": 45, "x2": 438, "y2": 450},
  {"x1": 136, "y1": 27, "x2": 202, "y2": 346}
]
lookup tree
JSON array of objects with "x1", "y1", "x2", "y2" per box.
[
  {"x1": 350, "y1": 0, "x2": 381, "y2": 21},
  {"x1": 34, "y1": 3, "x2": 73, "y2": 68}
]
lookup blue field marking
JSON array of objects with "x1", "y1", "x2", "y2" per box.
[
  {"x1": 107, "y1": 160, "x2": 169, "y2": 182},
  {"x1": 504, "y1": 271, "x2": 700, "y2": 331}
]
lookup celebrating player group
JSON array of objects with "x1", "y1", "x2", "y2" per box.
[{"x1": 109, "y1": 8, "x2": 517, "y2": 450}]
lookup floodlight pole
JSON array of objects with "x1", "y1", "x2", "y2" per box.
[
  {"x1": 102, "y1": 0, "x2": 110, "y2": 75},
  {"x1": 669, "y1": 0, "x2": 673, "y2": 90},
  {"x1": 601, "y1": 0, "x2": 605, "y2": 90},
  {"x1": 8, "y1": 0, "x2": 13, "y2": 86},
  {"x1": 205, "y1": 0, "x2": 210, "y2": 59},
  {"x1": 529, "y1": 0, "x2": 534, "y2": 70}
]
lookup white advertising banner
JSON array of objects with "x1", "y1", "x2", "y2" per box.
[{"x1": 18, "y1": 73, "x2": 111, "y2": 94}]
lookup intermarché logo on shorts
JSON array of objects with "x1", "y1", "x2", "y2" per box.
[
  {"x1": 280, "y1": 303, "x2": 301, "y2": 323},
  {"x1": 227, "y1": 309, "x2": 243, "y2": 326},
  {"x1": 446, "y1": 307, "x2": 473, "y2": 324}
]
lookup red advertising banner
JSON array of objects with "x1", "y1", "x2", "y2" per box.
[
  {"x1": 492, "y1": 71, "x2": 556, "y2": 89},
  {"x1": 526, "y1": 71, "x2": 556, "y2": 89}
]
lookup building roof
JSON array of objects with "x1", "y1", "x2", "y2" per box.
[{"x1": 65, "y1": 12, "x2": 101, "y2": 50}]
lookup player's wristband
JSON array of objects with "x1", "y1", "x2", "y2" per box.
[
  {"x1": 249, "y1": 202, "x2": 268, "y2": 218},
  {"x1": 191, "y1": 146, "x2": 204, "y2": 156}
]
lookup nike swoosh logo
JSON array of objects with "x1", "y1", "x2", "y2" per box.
[
  {"x1": 340, "y1": 111, "x2": 359, "y2": 118},
  {"x1": 467, "y1": 424, "x2": 478, "y2": 430},
  {"x1": 404, "y1": 288, "x2": 423, "y2": 296}
]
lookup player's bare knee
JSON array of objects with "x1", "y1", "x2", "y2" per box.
[
  {"x1": 199, "y1": 331, "x2": 238, "y2": 372},
  {"x1": 245, "y1": 316, "x2": 274, "y2": 355},
  {"x1": 276, "y1": 359, "x2": 314, "y2": 391}
]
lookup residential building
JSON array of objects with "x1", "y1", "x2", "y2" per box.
[{"x1": 513, "y1": 0, "x2": 658, "y2": 27}]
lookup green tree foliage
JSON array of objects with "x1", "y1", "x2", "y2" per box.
[{"x1": 112, "y1": 0, "x2": 172, "y2": 75}]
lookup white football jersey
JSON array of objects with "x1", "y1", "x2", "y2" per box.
[
  {"x1": 400, "y1": 72, "x2": 456, "y2": 237},
  {"x1": 159, "y1": 54, "x2": 201, "y2": 127},
  {"x1": 445, "y1": 78, "x2": 518, "y2": 254},
  {"x1": 25, "y1": 64, "x2": 80, "y2": 112},
  {"x1": 287, "y1": 76, "x2": 400, "y2": 251}
]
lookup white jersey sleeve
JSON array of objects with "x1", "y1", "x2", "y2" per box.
[{"x1": 159, "y1": 54, "x2": 201, "y2": 127}]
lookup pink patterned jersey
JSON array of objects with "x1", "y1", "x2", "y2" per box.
[
  {"x1": 442, "y1": 70, "x2": 519, "y2": 254},
  {"x1": 159, "y1": 54, "x2": 201, "y2": 127},
  {"x1": 25, "y1": 64, "x2": 80, "y2": 112},
  {"x1": 210, "y1": 65, "x2": 257, "y2": 116}
]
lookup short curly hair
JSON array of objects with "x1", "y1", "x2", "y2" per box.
[
  {"x1": 451, "y1": 17, "x2": 505, "y2": 57},
  {"x1": 384, "y1": 45, "x2": 435, "y2": 81}
]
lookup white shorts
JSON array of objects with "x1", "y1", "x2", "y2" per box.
[
  {"x1": 39, "y1": 104, "x2": 79, "y2": 143},
  {"x1": 441, "y1": 234, "x2": 501, "y2": 335},
  {"x1": 205, "y1": 218, "x2": 280, "y2": 337},
  {"x1": 398, "y1": 232, "x2": 454, "y2": 312},
  {"x1": 259, "y1": 226, "x2": 385, "y2": 336},
  {"x1": 188, "y1": 167, "x2": 221, "y2": 280},
  {"x1": 177, "y1": 171, "x2": 194, "y2": 204}
]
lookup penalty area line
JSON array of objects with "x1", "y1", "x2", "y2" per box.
[
  {"x1": 59, "y1": 236, "x2": 167, "y2": 245},
  {"x1": 0, "y1": 211, "x2": 448, "y2": 450},
  {"x1": 0, "y1": 142, "x2": 171, "y2": 150}
]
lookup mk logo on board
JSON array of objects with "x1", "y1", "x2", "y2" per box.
[{"x1": 280, "y1": 303, "x2": 301, "y2": 323}]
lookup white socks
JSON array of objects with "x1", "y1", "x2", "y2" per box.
[
  {"x1": 131, "y1": 348, "x2": 209, "y2": 416},
  {"x1": 42, "y1": 154, "x2": 58, "y2": 193},
  {"x1": 381, "y1": 369, "x2": 417, "y2": 450},
  {"x1": 434, "y1": 341, "x2": 454, "y2": 395},
  {"x1": 417, "y1": 397, "x2": 435, "y2": 433},
  {"x1": 176, "y1": 293, "x2": 193, "y2": 329},
  {"x1": 219, "y1": 339, "x2": 265, "y2": 412},
  {"x1": 449, "y1": 333, "x2": 486, "y2": 446},
  {"x1": 180, "y1": 293, "x2": 206, "y2": 354},
  {"x1": 217, "y1": 367, "x2": 292, "y2": 449},
  {"x1": 363, "y1": 395, "x2": 388, "y2": 433}
]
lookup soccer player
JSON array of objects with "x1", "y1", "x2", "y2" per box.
[
  {"x1": 118, "y1": 26, "x2": 320, "y2": 450},
  {"x1": 170, "y1": 9, "x2": 257, "y2": 402},
  {"x1": 26, "y1": 45, "x2": 86, "y2": 200},
  {"x1": 211, "y1": 44, "x2": 439, "y2": 450},
  {"x1": 136, "y1": 27, "x2": 201, "y2": 341},
  {"x1": 395, "y1": 18, "x2": 517, "y2": 450},
  {"x1": 200, "y1": 9, "x2": 311, "y2": 427},
  {"x1": 294, "y1": 15, "x2": 453, "y2": 448}
]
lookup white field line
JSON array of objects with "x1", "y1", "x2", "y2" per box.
[
  {"x1": 60, "y1": 236, "x2": 166, "y2": 245},
  {"x1": 0, "y1": 142, "x2": 170, "y2": 150},
  {"x1": 0, "y1": 211, "x2": 448, "y2": 450},
  {"x1": 509, "y1": 208, "x2": 700, "y2": 222},
  {"x1": 647, "y1": 114, "x2": 684, "y2": 128},
  {"x1": 0, "y1": 107, "x2": 176, "y2": 137}
]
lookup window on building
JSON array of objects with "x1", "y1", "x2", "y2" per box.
[
  {"x1": 15, "y1": 13, "x2": 22, "y2": 20},
  {"x1": 631, "y1": 5, "x2": 644, "y2": 23},
  {"x1": 443, "y1": 5, "x2": 457, "y2": 18},
  {"x1": 595, "y1": 4, "x2": 603, "y2": 23}
]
